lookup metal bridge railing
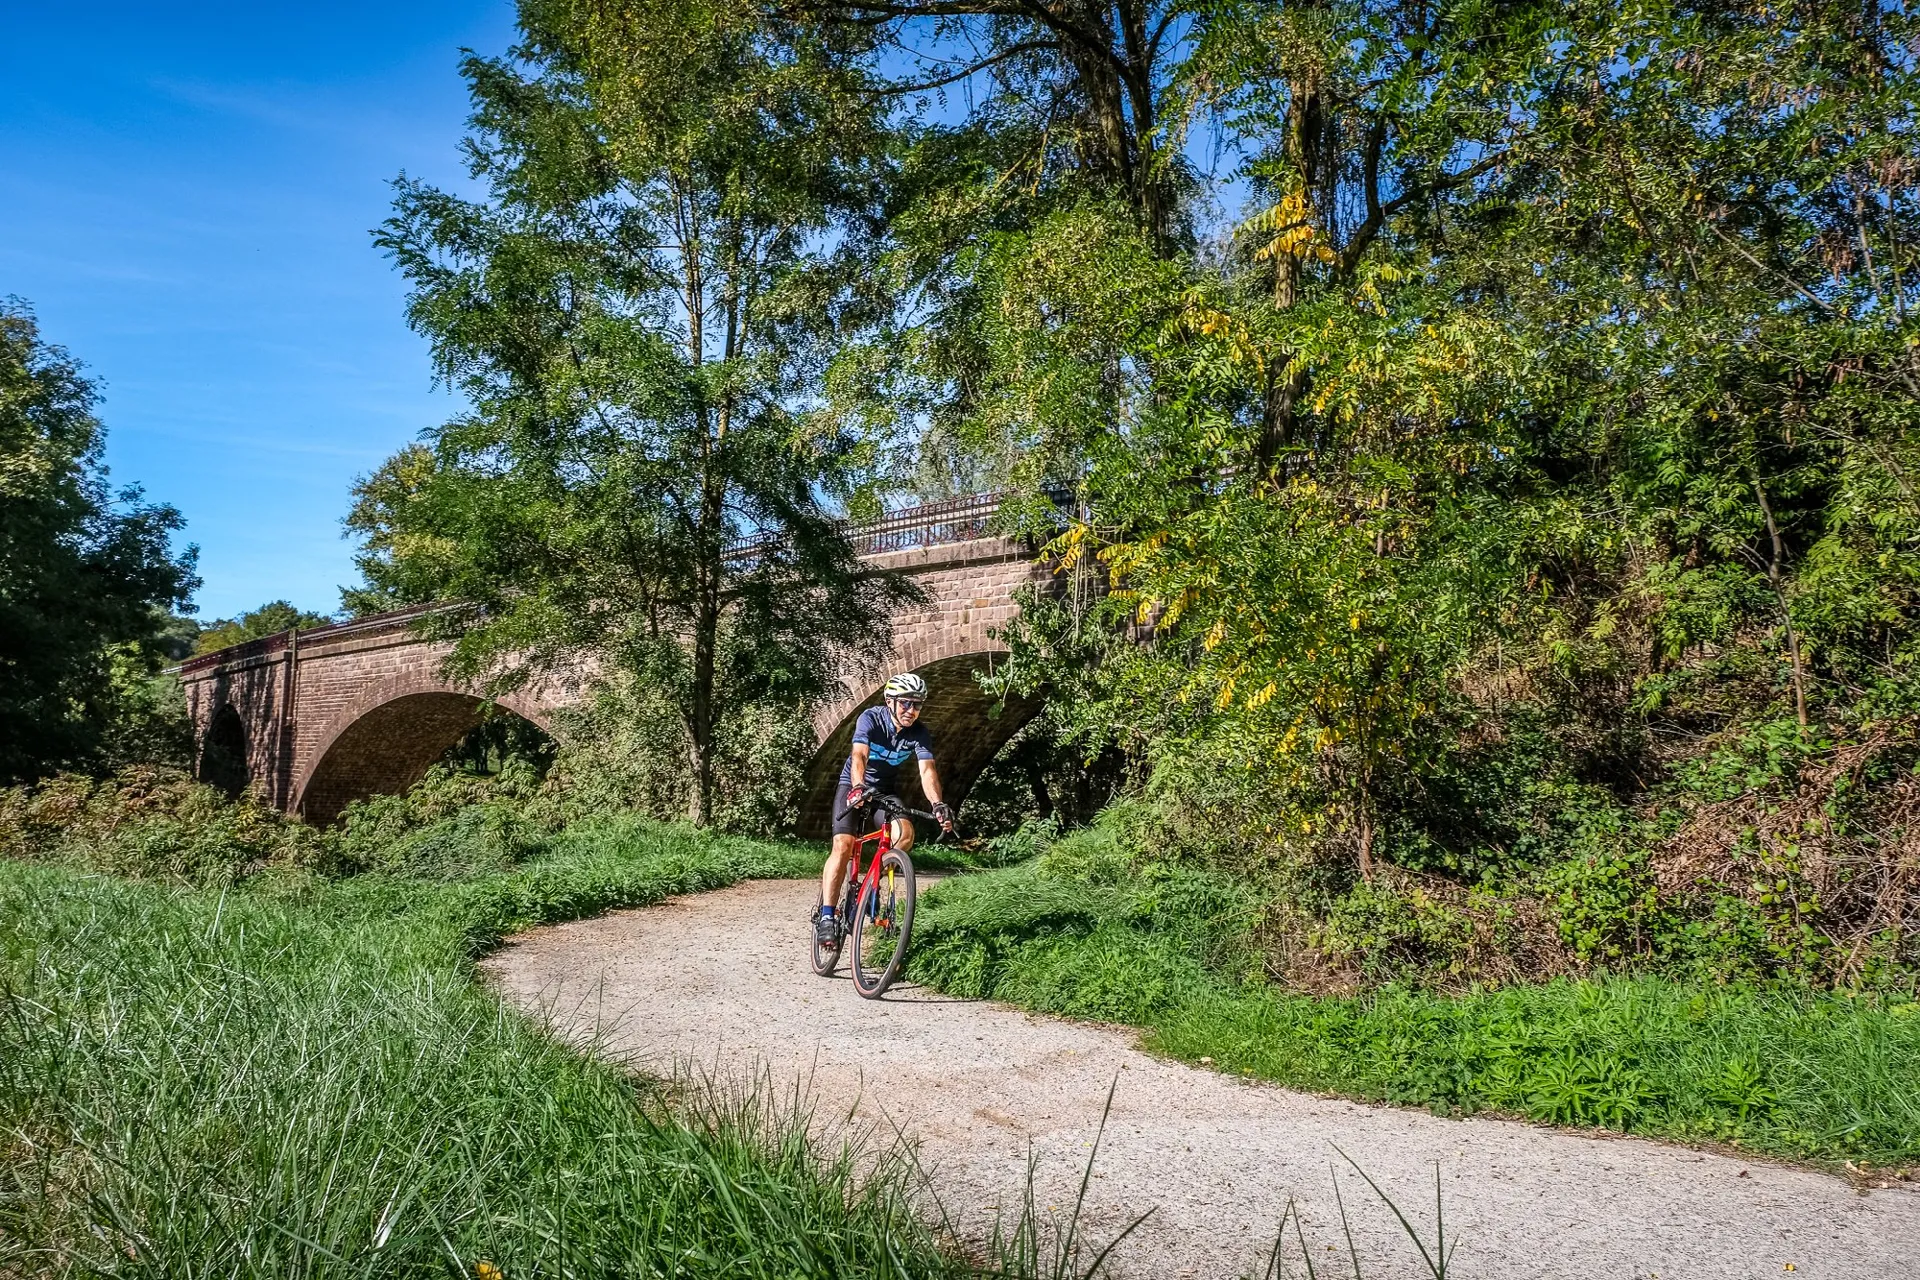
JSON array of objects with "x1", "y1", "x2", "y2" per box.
[
  {"x1": 724, "y1": 491, "x2": 1009, "y2": 561},
  {"x1": 844, "y1": 491, "x2": 1006, "y2": 555}
]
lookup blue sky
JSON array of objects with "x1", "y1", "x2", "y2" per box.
[
  {"x1": 2, "y1": 2, "x2": 517, "y2": 620},
  {"x1": 3, "y1": 6, "x2": 1249, "y2": 622}
]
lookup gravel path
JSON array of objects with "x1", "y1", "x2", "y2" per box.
[{"x1": 482, "y1": 878, "x2": 1920, "y2": 1280}]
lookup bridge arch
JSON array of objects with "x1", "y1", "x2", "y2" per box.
[
  {"x1": 798, "y1": 645, "x2": 1039, "y2": 838},
  {"x1": 198, "y1": 703, "x2": 252, "y2": 798},
  {"x1": 293, "y1": 671, "x2": 553, "y2": 824}
]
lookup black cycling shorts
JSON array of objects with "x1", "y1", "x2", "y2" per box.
[{"x1": 831, "y1": 783, "x2": 905, "y2": 838}]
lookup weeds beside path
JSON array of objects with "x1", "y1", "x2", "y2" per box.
[
  {"x1": 0, "y1": 819, "x2": 967, "y2": 1278},
  {"x1": 909, "y1": 861, "x2": 1920, "y2": 1170}
]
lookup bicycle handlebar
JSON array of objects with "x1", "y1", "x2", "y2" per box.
[{"x1": 836, "y1": 794, "x2": 957, "y2": 840}]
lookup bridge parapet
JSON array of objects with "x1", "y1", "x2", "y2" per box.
[{"x1": 177, "y1": 604, "x2": 447, "y2": 678}]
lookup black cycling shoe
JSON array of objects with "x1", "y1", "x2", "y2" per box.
[{"x1": 813, "y1": 909, "x2": 841, "y2": 945}]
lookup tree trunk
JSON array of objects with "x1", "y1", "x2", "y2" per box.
[
  {"x1": 682, "y1": 184, "x2": 723, "y2": 827},
  {"x1": 1025, "y1": 754, "x2": 1055, "y2": 822},
  {"x1": 688, "y1": 582, "x2": 719, "y2": 826},
  {"x1": 688, "y1": 435, "x2": 725, "y2": 825},
  {"x1": 1752, "y1": 473, "x2": 1810, "y2": 732},
  {"x1": 1254, "y1": 65, "x2": 1325, "y2": 475},
  {"x1": 1355, "y1": 804, "x2": 1375, "y2": 883},
  {"x1": 1353, "y1": 749, "x2": 1376, "y2": 883},
  {"x1": 1063, "y1": 36, "x2": 1133, "y2": 200}
]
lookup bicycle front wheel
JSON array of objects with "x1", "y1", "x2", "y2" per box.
[
  {"x1": 812, "y1": 878, "x2": 856, "y2": 977},
  {"x1": 851, "y1": 849, "x2": 916, "y2": 998},
  {"x1": 811, "y1": 916, "x2": 843, "y2": 976}
]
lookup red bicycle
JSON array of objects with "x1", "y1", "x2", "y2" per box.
[{"x1": 812, "y1": 797, "x2": 944, "y2": 997}]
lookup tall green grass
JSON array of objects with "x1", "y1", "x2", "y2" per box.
[
  {"x1": 908, "y1": 862, "x2": 1920, "y2": 1166},
  {"x1": 0, "y1": 784, "x2": 1678, "y2": 1278},
  {"x1": 1, "y1": 819, "x2": 979, "y2": 1277}
]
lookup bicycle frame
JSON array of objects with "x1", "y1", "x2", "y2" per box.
[{"x1": 836, "y1": 809, "x2": 910, "y2": 918}]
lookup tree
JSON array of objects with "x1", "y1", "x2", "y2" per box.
[
  {"x1": 981, "y1": 0, "x2": 1920, "y2": 884},
  {"x1": 808, "y1": 0, "x2": 1545, "y2": 502},
  {"x1": 1479, "y1": 0, "x2": 1920, "y2": 733},
  {"x1": 353, "y1": 0, "x2": 915, "y2": 825},
  {"x1": 793, "y1": 0, "x2": 1201, "y2": 252},
  {"x1": 0, "y1": 301, "x2": 199, "y2": 783},
  {"x1": 194, "y1": 600, "x2": 333, "y2": 655}
]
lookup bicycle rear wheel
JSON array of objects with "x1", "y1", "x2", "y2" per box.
[{"x1": 851, "y1": 849, "x2": 916, "y2": 997}]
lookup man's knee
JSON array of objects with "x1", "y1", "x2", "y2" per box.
[{"x1": 891, "y1": 821, "x2": 915, "y2": 852}]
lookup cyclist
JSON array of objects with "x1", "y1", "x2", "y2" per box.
[{"x1": 816, "y1": 672, "x2": 954, "y2": 944}]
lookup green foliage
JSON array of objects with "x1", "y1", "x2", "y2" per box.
[
  {"x1": 549, "y1": 672, "x2": 818, "y2": 836},
  {"x1": 96, "y1": 657, "x2": 196, "y2": 773},
  {"x1": 331, "y1": 758, "x2": 561, "y2": 881},
  {"x1": 910, "y1": 860, "x2": 1920, "y2": 1164},
  {"x1": 0, "y1": 820, "x2": 995, "y2": 1275},
  {"x1": 926, "y1": 2, "x2": 1920, "y2": 980},
  {"x1": 0, "y1": 760, "x2": 564, "y2": 890},
  {"x1": 191, "y1": 600, "x2": 332, "y2": 655},
  {"x1": 913, "y1": 814, "x2": 1264, "y2": 1016},
  {"x1": 352, "y1": 1, "x2": 914, "y2": 824},
  {"x1": 960, "y1": 716, "x2": 1127, "y2": 840},
  {"x1": 0, "y1": 706, "x2": 816, "y2": 892},
  {"x1": 0, "y1": 301, "x2": 199, "y2": 783},
  {"x1": 0, "y1": 766, "x2": 331, "y2": 886}
]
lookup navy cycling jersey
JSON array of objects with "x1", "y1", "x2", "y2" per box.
[{"x1": 838, "y1": 705, "x2": 935, "y2": 790}]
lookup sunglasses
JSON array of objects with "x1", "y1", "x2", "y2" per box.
[{"x1": 891, "y1": 698, "x2": 924, "y2": 711}]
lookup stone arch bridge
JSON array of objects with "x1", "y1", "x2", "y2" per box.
[{"x1": 180, "y1": 495, "x2": 1055, "y2": 837}]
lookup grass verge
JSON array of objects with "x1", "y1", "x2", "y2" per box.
[
  {"x1": 907, "y1": 861, "x2": 1920, "y2": 1168},
  {"x1": 0, "y1": 816, "x2": 976, "y2": 1278}
]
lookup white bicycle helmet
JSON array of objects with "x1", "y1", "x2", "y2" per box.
[{"x1": 883, "y1": 672, "x2": 929, "y2": 700}]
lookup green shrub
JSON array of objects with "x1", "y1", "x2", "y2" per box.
[
  {"x1": 0, "y1": 766, "x2": 329, "y2": 884},
  {"x1": 911, "y1": 859, "x2": 1920, "y2": 1163},
  {"x1": 549, "y1": 676, "x2": 816, "y2": 835},
  {"x1": 2, "y1": 758, "x2": 585, "y2": 889},
  {"x1": 912, "y1": 826, "x2": 1262, "y2": 1014},
  {"x1": 331, "y1": 758, "x2": 564, "y2": 880}
]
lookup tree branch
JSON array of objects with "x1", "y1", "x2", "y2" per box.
[
  {"x1": 869, "y1": 39, "x2": 1059, "y2": 95},
  {"x1": 1338, "y1": 145, "x2": 1508, "y2": 277}
]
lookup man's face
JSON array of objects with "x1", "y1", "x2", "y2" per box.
[{"x1": 888, "y1": 696, "x2": 924, "y2": 726}]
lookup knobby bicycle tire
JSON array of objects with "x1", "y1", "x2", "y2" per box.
[
  {"x1": 812, "y1": 878, "x2": 858, "y2": 976},
  {"x1": 851, "y1": 848, "x2": 916, "y2": 998}
]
